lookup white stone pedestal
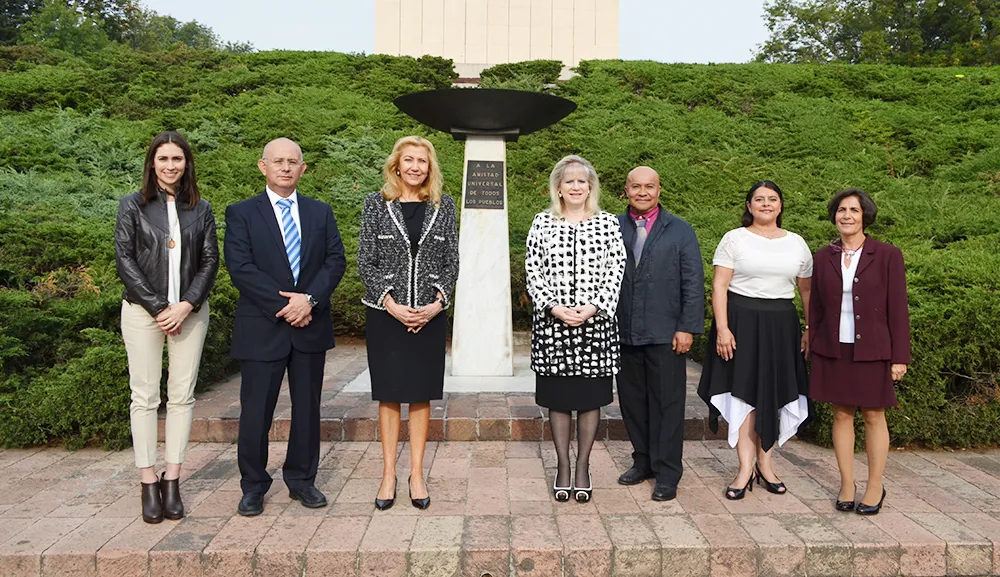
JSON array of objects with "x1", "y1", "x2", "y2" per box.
[{"x1": 450, "y1": 135, "x2": 514, "y2": 376}]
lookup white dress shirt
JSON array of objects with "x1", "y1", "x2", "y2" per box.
[
  {"x1": 839, "y1": 251, "x2": 862, "y2": 343},
  {"x1": 266, "y1": 186, "x2": 301, "y2": 239},
  {"x1": 166, "y1": 200, "x2": 181, "y2": 304}
]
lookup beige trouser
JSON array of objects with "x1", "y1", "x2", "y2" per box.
[{"x1": 121, "y1": 300, "x2": 210, "y2": 468}]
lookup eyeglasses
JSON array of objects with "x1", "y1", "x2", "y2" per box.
[{"x1": 265, "y1": 158, "x2": 302, "y2": 168}]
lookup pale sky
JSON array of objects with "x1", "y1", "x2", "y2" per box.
[{"x1": 141, "y1": 1, "x2": 769, "y2": 64}]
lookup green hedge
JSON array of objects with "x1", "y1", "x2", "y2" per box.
[{"x1": 0, "y1": 48, "x2": 997, "y2": 448}]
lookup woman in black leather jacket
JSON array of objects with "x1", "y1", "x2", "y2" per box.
[{"x1": 114, "y1": 131, "x2": 218, "y2": 523}]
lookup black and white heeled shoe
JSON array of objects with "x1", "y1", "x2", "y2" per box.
[
  {"x1": 553, "y1": 475, "x2": 571, "y2": 502},
  {"x1": 574, "y1": 467, "x2": 593, "y2": 503}
]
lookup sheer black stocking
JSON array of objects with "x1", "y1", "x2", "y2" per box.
[
  {"x1": 549, "y1": 410, "x2": 572, "y2": 488},
  {"x1": 575, "y1": 409, "x2": 600, "y2": 489}
]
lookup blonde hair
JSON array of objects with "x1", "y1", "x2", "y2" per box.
[
  {"x1": 548, "y1": 155, "x2": 601, "y2": 218},
  {"x1": 381, "y1": 136, "x2": 443, "y2": 206}
]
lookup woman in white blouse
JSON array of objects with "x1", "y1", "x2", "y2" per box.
[
  {"x1": 697, "y1": 181, "x2": 812, "y2": 500},
  {"x1": 525, "y1": 155, "x2": 626, "y2": 503}
]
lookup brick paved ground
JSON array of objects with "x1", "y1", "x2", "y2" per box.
[{"x1": 3, "y1": 438, "x2": 1000, "y2": 576}]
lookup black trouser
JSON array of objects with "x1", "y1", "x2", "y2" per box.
[
  {"x1": 237, "y1": 349, "x2": 325, "y2": 495},
  {"x1": 618, "y1": 343, "x2": 687, "y2": 487}
]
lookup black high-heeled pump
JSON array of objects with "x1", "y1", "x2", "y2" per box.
[
  {"x1": 855, "y1": 487, "x2": 886, "y2": 516},
  {"x1": 725, "y1": 471, "x2": 755, "y2": 500},
  {"x1": 374, "y1": 481, "x2": 396, "y2": 511},
  {"x1": 755, "y1": 463, "x2": 787, "y2": 495},
  {"x1": 408, "y1": 475, "x2": 430, "y2": 510},
  {"x1": 836, "y1": 482, "x2": 857, "y2": 512}
]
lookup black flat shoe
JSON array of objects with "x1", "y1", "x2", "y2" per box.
[
  {"x1": 725, "y1": 471, "x2": 755, "y2": 500},
  {"x1": 159, "y1": 473, "x2": 184, "y2": 520},
  {"x1": 856, "y1": 487, "x2": 886, "y2": 516},
  {"x1": 289, "y1": 486, "x2": 328, "y2": 508},
  {"x1": 408, "y1": 475, "x2": 430, "y2": 510},
  {"x1": 375, "y1": 481, "x2": 396, "y2": 511},
  {"x1": 141, "y1": 480, "x2": 163, "y2": 524},
  {"x1": 835, "y1": 483, "x2": 856, "y2": 512},
  {"x1": 755, "y1": 463, "x2": 787, "y2": 495},
  {"x1": 618, "y1": 466, "x2": 655, "y2": 486},
  {"x1": 237, "y1": 492, "x2": 265, "y2": 517},
  {"x1": 651, "y1": 482, "x2": 677, "y2": 501}
]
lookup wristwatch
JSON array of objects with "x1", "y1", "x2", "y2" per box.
[{"x1": 305, "y1": 294, "x2": 318, "y2": 308}]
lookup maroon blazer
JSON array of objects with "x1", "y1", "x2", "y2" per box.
[{"x1": 809, "y1": 236, "x2": 911, "y2": 364}]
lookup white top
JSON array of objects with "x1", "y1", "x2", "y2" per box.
[
  {"x1": 166, "y1": 200, "x2": 181, "y2": 305},
  {"x1": 839, "y1": 251, "x2": 862, "y2": 343},
  {"x1": 713, "y1": 227, "x2": 813, "y2": 299},
  {"x1": 266, "y1": 186, "x2": 301, "y2": 235}
]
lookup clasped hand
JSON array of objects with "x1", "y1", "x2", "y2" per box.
[
  {"x1": 386, "y1": 295, "x2": 443, "y2": 333},
  {"x1": 155, "y1": 301, "x2": 193, "y2": 336},
  {"x1": 276, "y1": 291, "x2": 313, "y2": 328},
  {"x1": 551, "y1": 304, "x2": 598, "y2": 327}
]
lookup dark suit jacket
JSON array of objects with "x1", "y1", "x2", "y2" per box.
[
  {"x1": 224, "y1": 191, "x2": 346, "y2": 362},
  {"x1": 809, "y1": 236, "x2": 911, "y2": 364},
  {"x1": 617, "y1": 206, "x2": 705, "y2": 346}
]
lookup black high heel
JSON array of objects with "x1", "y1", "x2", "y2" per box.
[
  {"x1": 574, "y1": 466, "x2": 592, "y2": 503},
  {"x1": 408, "y1": 475, "x2": 430, "y2": 510},
  {"x1": 725, "y1": 471, "x2": 755, "y2": 500},
  {"x1": 755, "y1": 462, "x2": 787, "y2": 495},
  {"x1": 855, "y1": 487, "x2": 886, "y2": 516},
  {"x1": 374, "y1": 480, "x2": 396, "y2": 511},
  {"x1": 836, "y1": 482, "x2": 857, "y2": 512}
]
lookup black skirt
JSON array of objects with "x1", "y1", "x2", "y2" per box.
[
  {"x1": 697, "y1": 292, "x2": 809, "y2": 451},
  {"x1": 366, "y1": 306, "x2": 446, "y2": 403},
  {"x1": 536, "y1": 375, "x2": 613, "y2": 412}
]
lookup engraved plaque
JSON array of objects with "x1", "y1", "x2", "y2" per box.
[{"x1": 464, "y1": 160, "x2": 505, "y2": 210}]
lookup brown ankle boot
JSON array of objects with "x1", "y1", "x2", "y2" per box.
[
  {"x1": 141, "y1": 481, "x2": 163, "y2": 523},
  {"x1": 159, "y1": 473, "x2": 184, "y2": 520}
]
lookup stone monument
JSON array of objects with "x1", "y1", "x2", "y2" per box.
[{"x1": 394, "y1": 89, "x2": 576, "y2": 376}]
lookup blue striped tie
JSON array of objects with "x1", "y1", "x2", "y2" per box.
[{"x1": 276, "y1": 198, "x2": 300, "y2": 285}]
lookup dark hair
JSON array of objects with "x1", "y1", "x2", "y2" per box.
[
  {"x1": 741, "y1": 180, "x2": 784, "y2": 227},
  {"x1": 828, "y1": 188, "x2": 877, "y2": 229},
  {"x1": 141, "y1": 131, "x2": 200, "y2": 209}
]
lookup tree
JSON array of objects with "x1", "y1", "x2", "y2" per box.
[
  {"x1": 18, "y1": 0, "x2": 109, "y2": 55},
  {"x1": 756, "y1": 0, "x2": 1000, "y2": 66},
  {"x1": 1, "y1": 1, "x2": 45, "y2": 45}
]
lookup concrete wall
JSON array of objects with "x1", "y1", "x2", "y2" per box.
[{"x1": 375, "y1": 0, "x2": 619, "y2": 76}]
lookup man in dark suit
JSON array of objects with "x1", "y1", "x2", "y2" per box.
[
  {"x1": 616, "y1": 166, "x2": 705, "y2": 501},
  {"x1": 224, "y1": 137, "x2": 346, "y2": 516}
]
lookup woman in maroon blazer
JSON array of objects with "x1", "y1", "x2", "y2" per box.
[{"x1": 809, "y1": 188, "x2": 910, "y2": 516}]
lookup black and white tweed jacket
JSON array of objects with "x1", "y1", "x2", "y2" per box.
[
  {"x1": 525, "y1": 210, "x2": 627, "y2": 377},
  {"x1": 357, "y1": 191, "x2": 459, "y2": 309}
]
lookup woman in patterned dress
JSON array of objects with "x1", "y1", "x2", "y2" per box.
[{"x1": 525, "y1": 155, "x2": 626, "y2": 503}]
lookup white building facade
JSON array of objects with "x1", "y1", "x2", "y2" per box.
[{"x1": 375, "y1": 0, "x2": 620, "y2": 77}]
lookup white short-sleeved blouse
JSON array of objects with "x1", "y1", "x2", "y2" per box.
[{"x1": 712, "y1": 227, "x2": 813, "y2": 299}]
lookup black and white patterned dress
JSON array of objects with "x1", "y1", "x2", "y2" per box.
[{"x1": 525, "y1": 210, "x2": 627, "y2": 411}]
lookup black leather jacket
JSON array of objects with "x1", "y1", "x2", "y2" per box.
[{"x1": 114, "y1": 191, "x2": 219, "y2": 317}]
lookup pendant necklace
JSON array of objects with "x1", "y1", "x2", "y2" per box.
[{"x1": 843, "y1": 243, "x2": 863, "y2": 268}]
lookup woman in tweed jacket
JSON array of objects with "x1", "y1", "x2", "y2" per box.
[
  {"x1": 358, "y1": 136, "x2": 459, "y2": 511},
  {"x1": 525, "y1": 155, "x2": 626, "y2": 503}
]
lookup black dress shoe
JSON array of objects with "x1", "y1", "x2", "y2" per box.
[
  {"x1": 755, "y1": 463, "x2": 787, "y2": 495},
  {"x1": 141, "y1": 481, "x2": 163, "y2": 524},
  {"x1": 159, "y1": 473, "x2": 184, "y2": 520},
  {"x1": 289, "y1": 486, "x2": 328, "y2": 508},
  {"x1": 856, "y1": 488, "x2": 886, "y2": 516},
  {"x1": 237, "y1": 492, "x2": 265, "y2": 516},
  {"x1": 651, "y1": 482, "x2": 677, "y2": 501},
  {"x1": 618, "y1": 467, "x2": 655, "y2": 486},
  {"x1": 409, "y1": 475, "x2": 431, "y2": 510},
  {"x1": 725, "y1": 471, "x2": 755, "y2": 500}
]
